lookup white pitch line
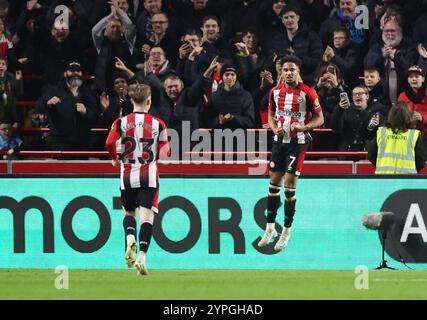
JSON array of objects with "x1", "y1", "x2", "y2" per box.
[{"x1": 373, "y1": 278, "x2": 427, "y2": 282}]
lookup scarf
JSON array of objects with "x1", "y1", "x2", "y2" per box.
[
  {"x1": 404, "y1": 81, "x2": 427, "y2": 104},
  {"x1": 0, "y1": 34, "x2": 12, "y2": 57},
  {"x1": 336, "y1": 10, "x2": 365, "y2": 44},
  {"x1": 203, "y1": 71, "x2": 222, "y2": 104}
]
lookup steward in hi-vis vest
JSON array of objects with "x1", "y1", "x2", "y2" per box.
[
  {"x1": 367, "y1": 101, "x2": 427, "y2": 174},
  {"x1": 375, "y1": 127, "x2": 419, "y2": 174}
]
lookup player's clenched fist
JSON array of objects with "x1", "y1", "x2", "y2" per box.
[
  {"x1": 47, "y1": 96, "x2": 61, "y2": 107},
  {"x1": 273, "y1": 126, "x2": 285, "y2": 138},
  {"x1": 290, "y1": 122, "x2": 305, "y2": 132}
]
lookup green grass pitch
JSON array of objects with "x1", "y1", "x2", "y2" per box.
[{"x1": 1, "y1": 269, "x2": 427, "y2": 299}]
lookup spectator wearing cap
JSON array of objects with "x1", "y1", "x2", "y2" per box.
[
  {"x1": 266, "y1": 5, "x2": 323, "y2": 86},
  {"x1": 364, "y1": 17, "x2": 417, "y2": 104},
  {"x1": 35, "y1": 62, "x2": 99, "y2": 152},
  {"x1": 398, "y1": 65, "x2": 427, "y2": 143},
  {"x1": 203, "y1": 63, "x2": 255, "y2": 129},
  {"x1": 92, "y1": 0, "x2": 136, "y2": 93}
]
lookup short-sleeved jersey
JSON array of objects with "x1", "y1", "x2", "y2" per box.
[
  {"x1": 105, "y1": 112, "x2": 169, "y2": 190},
  {"x1": 268, "y1": 82, "x2": 322, "y2": 144}
]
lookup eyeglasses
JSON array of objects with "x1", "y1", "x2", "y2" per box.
[
  {"x1": 0, "y1": 128, "x2": 11, "y2": 131},
  {"x1": 383, "y1": 29, "x2": 397, "y2": 34},
  {"x1": 352, "y1": 92, "x2": 367, "y2": 97},
  {"x1": 152, "y1": 21, "x2": 168, "y2": 24}
]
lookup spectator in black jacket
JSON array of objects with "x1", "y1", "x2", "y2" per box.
[
  {"x1": 319, "y1": 0, "x2": 371, "y2": 56},
  {"x1": 175, "y1": 28, "x2": 203, "y2": 85},
  {"x1": 414, "y1": 11, "x2": 427, "y2": 48},
  {"x1": 218, "y1": 0, "x2": 263, "y2": 41},
  {"x1": 322, "y1": 28, "x2": 359, "y2": 88},
  {"x1": 136, "y1": 0, "x2": 162, "y2": 43},
  {"x1": 97, "y1": 73, "x2": 133, "y2": 130},
  {"x1": 267, "y1": 5, "x2": 323, "y2": 86},
  {"x1": 363, "y1": 66, "x2": 389, "y2": 107},
  {"x1": 0, "y1": 0, "x2": 16, "y2": 37},
  {"x1": 144, "y1": 60, "x2": 214, "y2": 135},
  {"x1": 78, "y1": 0, "x2": 110, "y2": 28},
  {"x1": 114, "y1": 46, "x2": 173, "y2": 84},
  {"x1": 45, "y1": 0, "x2": 92, "y2": 49},
  {"x1": 364, "y1": 17, "x2": 417, "y2": 104},
  {"x1": 139, "y1": 12, "x2": 178, "y2": 65},
  {"x1": 203, "y1": 63, "x2": 255, "y2": 129},
  {"x1": 197, "y1": 16, "x2": 232, "y2": 71},
  {"x1": 234, "y1": 27, "x2": 266, "y2": 92},
  {"x1": 173, "y1": 0, "x2": 220, "y2": 32},
  {"x1": 35, "y1": 62, "x2": 98, "y2": 152},
  {"x1": 258, "y1": 0, "x2": 287, "y2": 43},
  {"x1": 330, "y1": 85, "x2": 388, "y2": 155},
  {"x1": 0, "y1": 57, "x2": 23, "y2": 128},
  {"x1": 136, "y1": 0, "x2": 180, "y2": 58},
  {"x1": 17, "y1": 3, "x2": 86, "y2": 89},
  {"x1": 92, "y1": 73, "x2": 133, "y2": 150},
  {"x1": 314, "y1": 62, "x2": 350, "y2": 129}
]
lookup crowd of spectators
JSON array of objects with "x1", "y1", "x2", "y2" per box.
[{"x1": 0, "y1": 0, "x2": 427, "y2": 158}]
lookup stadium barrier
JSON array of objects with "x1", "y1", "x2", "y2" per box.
[{"x1": 1, "y1": 175, "x2": 427, "y2": 269}]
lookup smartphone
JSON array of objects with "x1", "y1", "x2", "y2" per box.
[
  {"x1": 327, "y1": 66, "x2": 336, "y2": 75},
  {"x1": 339, "y1": 92, "x2": 349, "y2": 105}
]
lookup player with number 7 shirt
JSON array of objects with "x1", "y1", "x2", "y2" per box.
[
  {"x1": 105, "y1": 83, "x2": 169, "y2": 276},
  {"x1": 257, "y1": 55, "x2": 324, "y2": 252}
]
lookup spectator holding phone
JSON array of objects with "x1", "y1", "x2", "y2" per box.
[
  {"x1": 330, "y1": 85, "x2": 388, "y2": 156},
  {"x1": 314, "y1": 63, "x2": 349, "y2": 129}
]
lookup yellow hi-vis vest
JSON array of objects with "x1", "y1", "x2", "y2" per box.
[{"x1": 375, "y1": 127, "x2": 420, "y2": 174}]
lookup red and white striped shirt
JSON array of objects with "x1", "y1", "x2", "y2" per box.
[
  {"x1": 105, "y1": 112, "x2": 169, "y2": 190},
  {"x1": 268, "y1": 83, "x2": 322, "y2": 144}
]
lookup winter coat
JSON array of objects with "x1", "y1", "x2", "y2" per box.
[
  {"x1": 204, "y1": 82, "x2": 255, "y2": 129},
  {"x1": 35, "y1": 80, "x2": 98, "y2": 146}
]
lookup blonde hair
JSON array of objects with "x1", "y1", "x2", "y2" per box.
[{"x1": 128, "y1": 84, "x2": 151, "y2": 105}]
